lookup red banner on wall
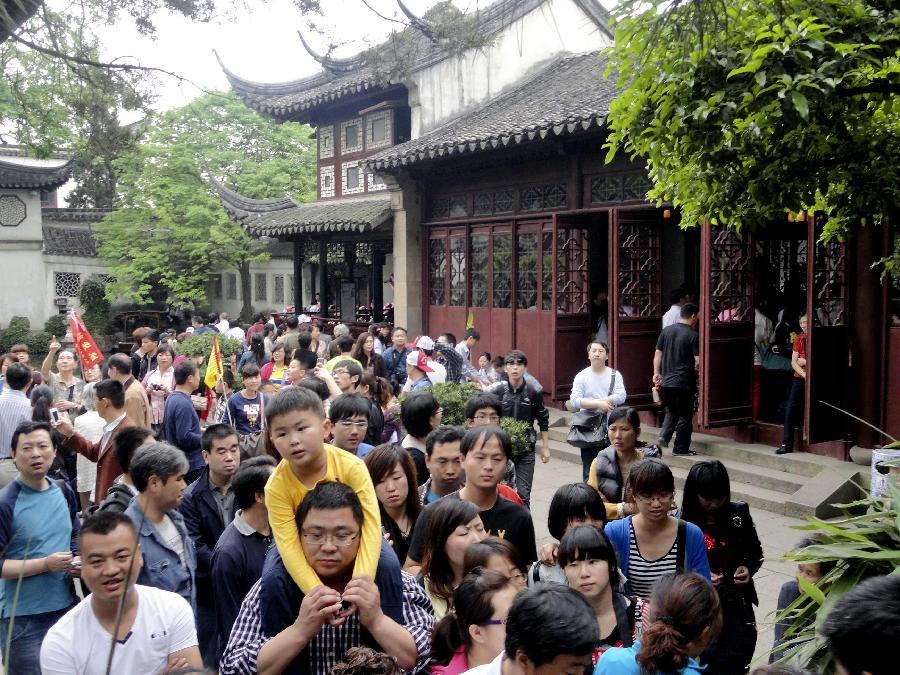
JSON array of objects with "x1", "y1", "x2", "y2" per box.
[{"x1": 68, "y1": 310, "x2": 104, "y2": 370}]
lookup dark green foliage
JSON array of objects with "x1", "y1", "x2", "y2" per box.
[
  {"x1": 79, "y1": 275, "x2": 111, "y2": 336},
  {"x1": 0, "y1": 316, "x2": 32, "y2": 352},
  {"x1": 43, "y1": 314, "x2": 68, "y2": 338},
  {"x1": 605, "y1": 0, "x2": 900, "y2": 275},
  {"x1": 178, "y1": 332, "x2": 244, "y2": 362}
]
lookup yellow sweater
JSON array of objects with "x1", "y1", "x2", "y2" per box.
[{"x1": 265, "y1": 443, "x2": 382, "y2": 594}]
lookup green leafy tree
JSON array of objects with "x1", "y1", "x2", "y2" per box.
[
  {"x1": 79, "y1": 275, "x2": 112, "y2": 336},
  {"x1": 96, "y1": 91, "x2": 315, "y2": 318},
  {"x1": 605, "y1": 0, "x2": 900, "y2": 273}
]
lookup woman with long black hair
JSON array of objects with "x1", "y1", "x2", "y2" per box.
[
  {"x1": 679, "y1": 459, "x2": 763, "y2": 675},
  {"x1": 363, "y1": 443, "x2": 422, "y2": 565}
]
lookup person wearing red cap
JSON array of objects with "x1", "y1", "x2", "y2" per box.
[{"x1": 406, "y1": 351, "x2": 433, "y2": 392}]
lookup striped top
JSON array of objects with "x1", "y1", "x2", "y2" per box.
[{"x1": 627, "y1": 520, "x2": 679, "y2": 600}]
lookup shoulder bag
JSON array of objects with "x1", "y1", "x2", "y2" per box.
[
  {"x1": 567, "y1": 369, "x2": 617, "y2": 448},
  {"x1": 238, "y1": 394, "x2": 267, "y2": 460}
]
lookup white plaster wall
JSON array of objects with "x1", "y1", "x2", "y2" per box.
[
  {"x1": 0, "y1": 190, "x2": 48, "y2": 327},
  {"x1": 212, "y1": 258, "x2": 296, "y2": 318},
  {"x1": 408, "y1": 0, "x2": 611, "y2": 136}
]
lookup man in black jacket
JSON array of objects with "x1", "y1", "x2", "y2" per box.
[
  {"x1": 179, "y1": 423, "x2": 240, "y2": 667},
  {"x1": 485, "y1": 350, "x2": 550, "y2": 506}
]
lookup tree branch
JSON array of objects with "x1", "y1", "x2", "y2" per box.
[
  {"x1": 5, "y1": 30, "x2": 200, "y2": 88},
  {"x1": 836, "y1": 80, "x2": 900, "y2": 97}
]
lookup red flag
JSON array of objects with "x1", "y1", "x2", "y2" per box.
[{"x1": 68, "y1": 310, "x2": 104, "y2": 370}]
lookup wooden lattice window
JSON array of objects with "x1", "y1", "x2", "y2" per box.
[
  {"x1": 429, "y1": 238, "x2": 447, "y2": 305},
  {"x1": 556, "y1": 229, "x2": 589, "y2": 315},
  {"x1": 227, "y1": 273, "x2": 238, "y2": 300},
  {"x1": 517, "y1": 233, "x2": 538, "y2": 309},
  {"x1": 274, "y1": 275, "x2": 285, "y2": 305},
  {"x1": 255, "y1": 273, "x2": 267, "y2": 302},
  {"x1": 618, "y1": 219, "x2": 662, "y2": 317},
  {"x1": 470, "y1": 234, "x2": 489, "y2": 307},
  {"x1": 54, "y1": 272, "x2": 81, "y2": 298},
  {"x1": 492, "y1": 233, "x2": 512, "y2": 309},
  {"x1": 709, "y1": 229, "x2": 752, "y2": 322}
]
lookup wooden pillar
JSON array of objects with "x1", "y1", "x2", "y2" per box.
[
  {"x1": 318, "y1": 239, "x2": 328, "y2": 314},
  {"x1": 293, "y1": 238, "x2": 303, "y2": 312},
  {"x1": 372, "y1": 248, "x2": 385, "y2": 322},
  {"x1": 851, "y1": 226, "x2": 885, "y2": 446}
]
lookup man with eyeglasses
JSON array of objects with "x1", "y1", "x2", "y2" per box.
[
  {"x1": 329, "y1": 394, "x2": 374, "y2": 457},
  {"x1": 220, "y1": 481, "x2": 434, "y2": 675},
  {"x1": 484, "y1": 351, "x2": 550, "y2": 507}
]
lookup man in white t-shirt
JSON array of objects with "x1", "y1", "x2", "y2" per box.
[
  {"x1": 461, "y1": 584, "x2": 598, "y2": 675},
  {"x1": 40, "y1": 510, "x2": 201, "y2": 674}
]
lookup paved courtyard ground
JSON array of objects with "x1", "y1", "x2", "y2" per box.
[{"x1": 529, "y1": 455, "x2": 806, "y2": 665}]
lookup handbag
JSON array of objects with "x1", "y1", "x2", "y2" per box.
[
  {"x1": 761, "y1": 347, "x2": 792, "y2": 372},
  {"x1": 238, "y1": 394, "x2": 267, "y2": 460},
  {"x1": 567, "y1": 370, "x2": 617, "y2": 448}
]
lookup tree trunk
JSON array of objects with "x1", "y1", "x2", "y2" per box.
[{"x1": 239, "y1": 260, "x2": 252, "y2": 322}]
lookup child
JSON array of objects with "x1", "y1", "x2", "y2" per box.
[
  {"x1": 261, "y1": 387, "x2": 394, "y2": 623},
  {"x1": 224, "y1": 363, "x2": 269, "y2": 436},
  {"x1": 769, "y1": 536, "x2": 834, "y2": 662}
]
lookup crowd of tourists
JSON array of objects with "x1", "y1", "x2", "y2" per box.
[{"x1": 0, "y1": 311, "x2": 895, "y2": 675}]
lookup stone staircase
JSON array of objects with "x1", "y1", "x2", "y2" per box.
[{"x1": 546, "y1": 411, "x2": 865, "y2": 518}]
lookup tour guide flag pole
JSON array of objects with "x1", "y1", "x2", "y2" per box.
[
  {"x1": 68, "y1": 309, "x2": 104, "y2": 370},
  {"x1": 205, "y1": 334, "x2": 224, "y2": 388}
]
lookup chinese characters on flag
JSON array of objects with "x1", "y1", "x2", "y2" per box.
[{"x1": 68, "y1": 310, "x2": 104, "y2": 370}]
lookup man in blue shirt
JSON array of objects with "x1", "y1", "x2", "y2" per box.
[
  {"x1": 382, "y1": 326, "x2": 411, "y2": 393},
  {"x1": 211, "y1": 455, "x2": 276, "y2": 661},
  {"x1": 162, "y1": 360, "x2": 204, "y2": 484},
  {"x1": 124, "y1": 441, "x2": 197, "y2": 610},
  {"x1": 0, "y1": 421, "x2": 79, "y2": 674}
]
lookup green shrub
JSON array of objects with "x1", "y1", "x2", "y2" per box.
[
  {"x1": 178, "y1": 332, "x2": 244, "y2": 362},
  {"x1": 0, "y1": 316, "x2": 31, "y2": 352},
  {"x1": 43, "y1": 314, "x2": 69, "y2": 338},
  {"x1": 79, "y1": 275, "x2": 111, "y2": 335},
  {"x1": 500, "y1": 418, "x2": 532, "y2": 456},
  {"x1": 427, "y1": 381, "x2": 480, "y2": 425},
  {"x1": 27, "y1": 331, "x2": 52, "y2": 355}
]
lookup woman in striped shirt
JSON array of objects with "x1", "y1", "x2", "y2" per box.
[{"x1": 604, "y1": 459, "x2": 710, "y2": 600}]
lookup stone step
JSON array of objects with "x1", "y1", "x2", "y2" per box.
[
  {"x1": 664, "y1": 453, "x2": 804, "y2": 495},
  {"x1": 548, "y1": 425, "x2": 823, "y2": 478},
  {"x1": 546, "y1": 438, "x2": 825, "y2": 518}
]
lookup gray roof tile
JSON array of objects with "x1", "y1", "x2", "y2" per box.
[{"x1": 365, "y1": 50, "x2": 617, "y2": 171}]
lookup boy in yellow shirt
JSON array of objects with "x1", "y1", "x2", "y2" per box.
[
  {"x1": 264, "y1": 386, "x2": 381, "y2": 591},
  {"x1": 259, "y1": 386, "x2": 404, "y2": 635}
]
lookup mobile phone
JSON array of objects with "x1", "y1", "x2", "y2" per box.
[
  {"x1": 316, "y1": 357, "x2": 325, "y2": 367},
  {"x1": 50, "y1": 407, "x2": 60, "y2": 424}
]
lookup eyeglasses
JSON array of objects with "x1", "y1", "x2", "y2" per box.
[
  {"x1": 332, "y1": 369, "x2": 349, "y2": 376},
  {"x1": 300, "y1": 530, "x2": 360, "y2": 547},
  {"x1": 480, "y1": 618, "x2": 508, "y2": 626},
  {"x1": 634, "y1": 492, "x2": 674, "y2": 505},
  {"x1": 336, "y1": 420, "x2": 368, "y2": 429},
  {"x1": 473, "y1": 414, "x2": 500, "y2": 422}
]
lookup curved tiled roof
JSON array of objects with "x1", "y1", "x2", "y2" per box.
[
  {"x1": 0, "y1": 156, "x2": 74, "y2": 189},
  {"x1": 42, "y1": 208, "x2": 113, "y2": 222},
  {"x1": 219, "y1": 0, "x2": 612, "y2": 121},
  {"x1": 42, "y1": 225, "x2": 98, "y2": 257},
  {"x1": 213, "y1": 178, "x2": 392, "y2": 237},
  {"x1": 365, "y1": 50, "x2": 617, "y2": 171}
]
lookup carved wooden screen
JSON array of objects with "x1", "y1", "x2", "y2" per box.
[
  {"x1": 806, "y1": 217, "x2": 849, "y2": 448},
  {"x1": 610, "y1": 208, "x2": 664, "y2": 409},
  {"x1": 553, "y1": 219, "x2": 592, "y2": 400},
  {"x1": 700, "y1": 225, "x2": 755, "y2": 426}
]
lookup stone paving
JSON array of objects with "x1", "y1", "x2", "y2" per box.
[{"x1": 528, "y1": 454, "x2": 806, "y2": 665}]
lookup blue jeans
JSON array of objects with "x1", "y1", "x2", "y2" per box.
[{"x1": 0, "y1": 606, "x2": 71, "y2": 675}]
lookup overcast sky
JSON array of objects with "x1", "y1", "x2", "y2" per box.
[{"x1": 92, "y1": 0, "x2": 617, "y2": 113}]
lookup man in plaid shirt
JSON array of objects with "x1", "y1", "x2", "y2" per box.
[{"x1": 220, "y1": 482, "x2": 433, "y2": 674}]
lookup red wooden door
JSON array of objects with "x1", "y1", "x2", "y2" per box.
[
  {"x1": 699, "y1": 224, "x2": 755, "y2": 426},
  {"x1": 552, "y1": 218, "x2": 591, "y2": 400},
  {"x1": 514, "y1": 221, "x2": 553, "y2": 388},
  {"x1": 609, "y1": 207, "x2": 664, "y2": 409},
  {"x1": 805, "y1": 216, "x2": 849, "y2": 449}
]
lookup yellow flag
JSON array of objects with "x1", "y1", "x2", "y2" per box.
[
  {"x1": 466, "y1": 309, "x2": 475, "y2": 330},
  {"x1": 204, "y1": 335, "x2": 224, "y2": 388}
]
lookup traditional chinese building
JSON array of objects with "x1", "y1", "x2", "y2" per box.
[{"x1": 221, "y1": 0, "x2": 899, "y2": 455}]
